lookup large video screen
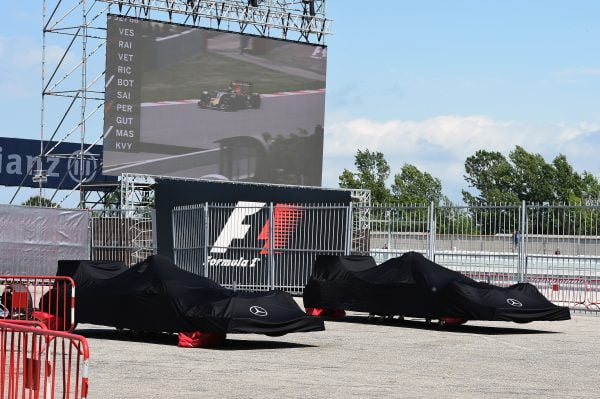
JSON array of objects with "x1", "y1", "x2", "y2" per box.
[{"x1": 103, "y1": 15, "x2": 326, "y2": 186}]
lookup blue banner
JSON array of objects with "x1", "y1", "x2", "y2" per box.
[{"x1": 0, "y1": 137, "x2": 117, "y2": 190}]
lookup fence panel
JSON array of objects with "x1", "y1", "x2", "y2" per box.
[
  {"x1": 0, "y1": 321, "x2": 89, "y2": 399},
  {"x1": 525, "y1": 205, "x2": 600, "y2": 312},
  {"x1": 434, "y1": 204, "x2": 522, "y2": 286},
  {"x1": 0, "y1": 276, "x2": 75, "y2": 332},
  {"x1": 90, "y1": 209, "x2": 155, "y2": 266},
  {"x1": 173, "y1": 202, "x2": 349, "y2": 293},
  {"x1": 173, "y1": 204, "x2": 206, "y2": 276},
  {"x1": 205, "y1": 202, "x2": 272, "y2": 291},
  {"x1": 273, "y1": 204, "x2": 348, "y2": 294},
  {"x1": 359, "y1": 204, "x2": 429, "y2": 262},
  {"x1": 360, "y1": 202, "x2": 600, "y2": 314}
]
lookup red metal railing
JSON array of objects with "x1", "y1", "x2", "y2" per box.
[
  {"x1": 0, "y1": 321, "x2": 89, "y2": 399},
  {"x1": 0, "y1": 276, "x2": 76, "y2": 332}
]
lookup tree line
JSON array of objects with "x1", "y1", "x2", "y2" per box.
[{"x1": 339, "y1": 146, "x2": 600, "y2": 206}]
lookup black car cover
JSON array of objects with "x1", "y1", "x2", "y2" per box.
[
  {"x1": 303, "y1": 252, "x2": 570, "y2": 322},
  {"x1": 58, "y1": 255, "x2": 324, "y2": 334},
  {"x1": 41, "y1": 260, "x2": 130, "y2": 327}
]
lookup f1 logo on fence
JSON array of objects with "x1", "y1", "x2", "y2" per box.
[{"x1": 210, "y1": 201, "x2": 304, "y2": 255}]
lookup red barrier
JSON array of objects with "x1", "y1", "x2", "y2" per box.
[
  {"x1": 0, "y1": 320, "x2": 49, "y2": 330},
  {"x1": 0, "y1": 321, "x2": 89, "y2": 399},
  {"x1": 178, "y1": 332, "x2": 227, "y2": 348},
  {"x1": 0, "y1": 276, "x2": 76, "y2": 332},
  {"x1": 305, "y1": 307, "x2": 346, "y2": 318}
]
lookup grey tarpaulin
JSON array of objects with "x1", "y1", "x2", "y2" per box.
[{"x1": 0, "y1": 205, "x2": 90, "y2": 275}]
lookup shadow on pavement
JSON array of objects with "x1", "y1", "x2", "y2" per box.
[
  {"x1": 76, "y1": 328, "x2": 179, "y2": 345},
  {"x1": 76, "y1": 327, "x2": 316, "y2": 349},
  {"x1": 212, "y1": 339, "x2": 316, "y2": 351},
  {"x1": 326, "y1": 315, "x2": 560, "y2": 335}
]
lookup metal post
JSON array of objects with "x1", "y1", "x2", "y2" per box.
[
  {"x1": 428, "y1": 201, "x2": 436, "y2": 261},
  {"x1": 151, "y1": 209, "x2": 158, "y2": 254},
  {"x1": 203, "y1": 202, "x2": 209, "y2": 278},
  {"x1": 40, "y1": 1, "x2": 47, "y2": 201},
  {"x1": 345, "y1": 202, "x2": 353, "y2": 255},
  {"x1": 386, "y1": 209, "x2": 392, "y2": 259},
  {"x1": 78, "y1": 1, "x2": 88, "y2": 208},
  {"x1": 171, "y1": 208, "x2": 178, "y2": 265},
  {"x1": 518, "y1": 200, "x2": 526, "y2": 282},
  {"x1": 523, "y1": 201, "x2": 528, "y2": 283},
  {"x1": 88, "y1": 211, "x2": 94, "y2": 261},
  {"x1": 269, "y1": 203, "x2": 275, "y2": 290}
]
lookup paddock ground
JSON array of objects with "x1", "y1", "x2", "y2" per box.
[{"x1": 78, "y1": 310, "x2": 600, "y2": 399}]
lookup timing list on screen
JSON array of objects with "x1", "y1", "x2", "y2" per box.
[{"x1": 104, "y1": 15, "x2": 141, "y2": 153}]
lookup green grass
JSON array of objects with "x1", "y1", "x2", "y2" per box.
[
  {"x1": 258, "y1": 43, "x2": 327, "y2": 75},
  {"x1": 141, "y1": 52, "x2": 324, "y2": 102}
]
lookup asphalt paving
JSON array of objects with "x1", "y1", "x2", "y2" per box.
[{"x1": 80, "y1": 310, "x2": 600, "y2": 398}]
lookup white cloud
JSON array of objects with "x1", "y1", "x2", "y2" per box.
[
  {"x1": 326, "y1": 115, "x2": 558, "y2": 159},
  {"x1": 323, "y1": 115, "x2": 600, "y2": 202}
]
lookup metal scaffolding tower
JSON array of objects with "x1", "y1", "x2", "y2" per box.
[
  {"x1": 12, "y1": 0, "x2": 331, "y2": 208},
  {"x1": 101, "y1": 1, "x2": 331, "y2": 43}
]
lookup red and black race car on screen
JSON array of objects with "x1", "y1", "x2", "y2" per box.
[{"x1": 197, "y1": 81, "x2": 261, "y2": 111}]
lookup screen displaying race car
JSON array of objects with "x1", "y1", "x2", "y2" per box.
[
  {"x1": 103, "y1": 15, "x2": 327, "y2": 186},
  {"x1": 198, "y1": 81, "x2": 261, "y2": 111}
]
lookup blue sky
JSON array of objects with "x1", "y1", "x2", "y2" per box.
[{"x1": 1, "y1": 1, "x2": 600, "y2": 204}]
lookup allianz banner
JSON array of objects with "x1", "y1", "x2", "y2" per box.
[{"x1": 0, "y1": 137, "x2": 117, "y2": 190}]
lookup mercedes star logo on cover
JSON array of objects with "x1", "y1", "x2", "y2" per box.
[
  {"x1": 249, "y1": 306, "x2": 268, "y2": 317},
  {"x1": 506, "y1": 298, "x2": 523, "y2": 307}
]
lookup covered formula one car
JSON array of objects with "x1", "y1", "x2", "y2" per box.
[
  {"x1": 57, "y1": 255, "x2": 324, "y2": 335},
  {"x1": 303, "y1": 252, "x2": 570, "y2": 323}
]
